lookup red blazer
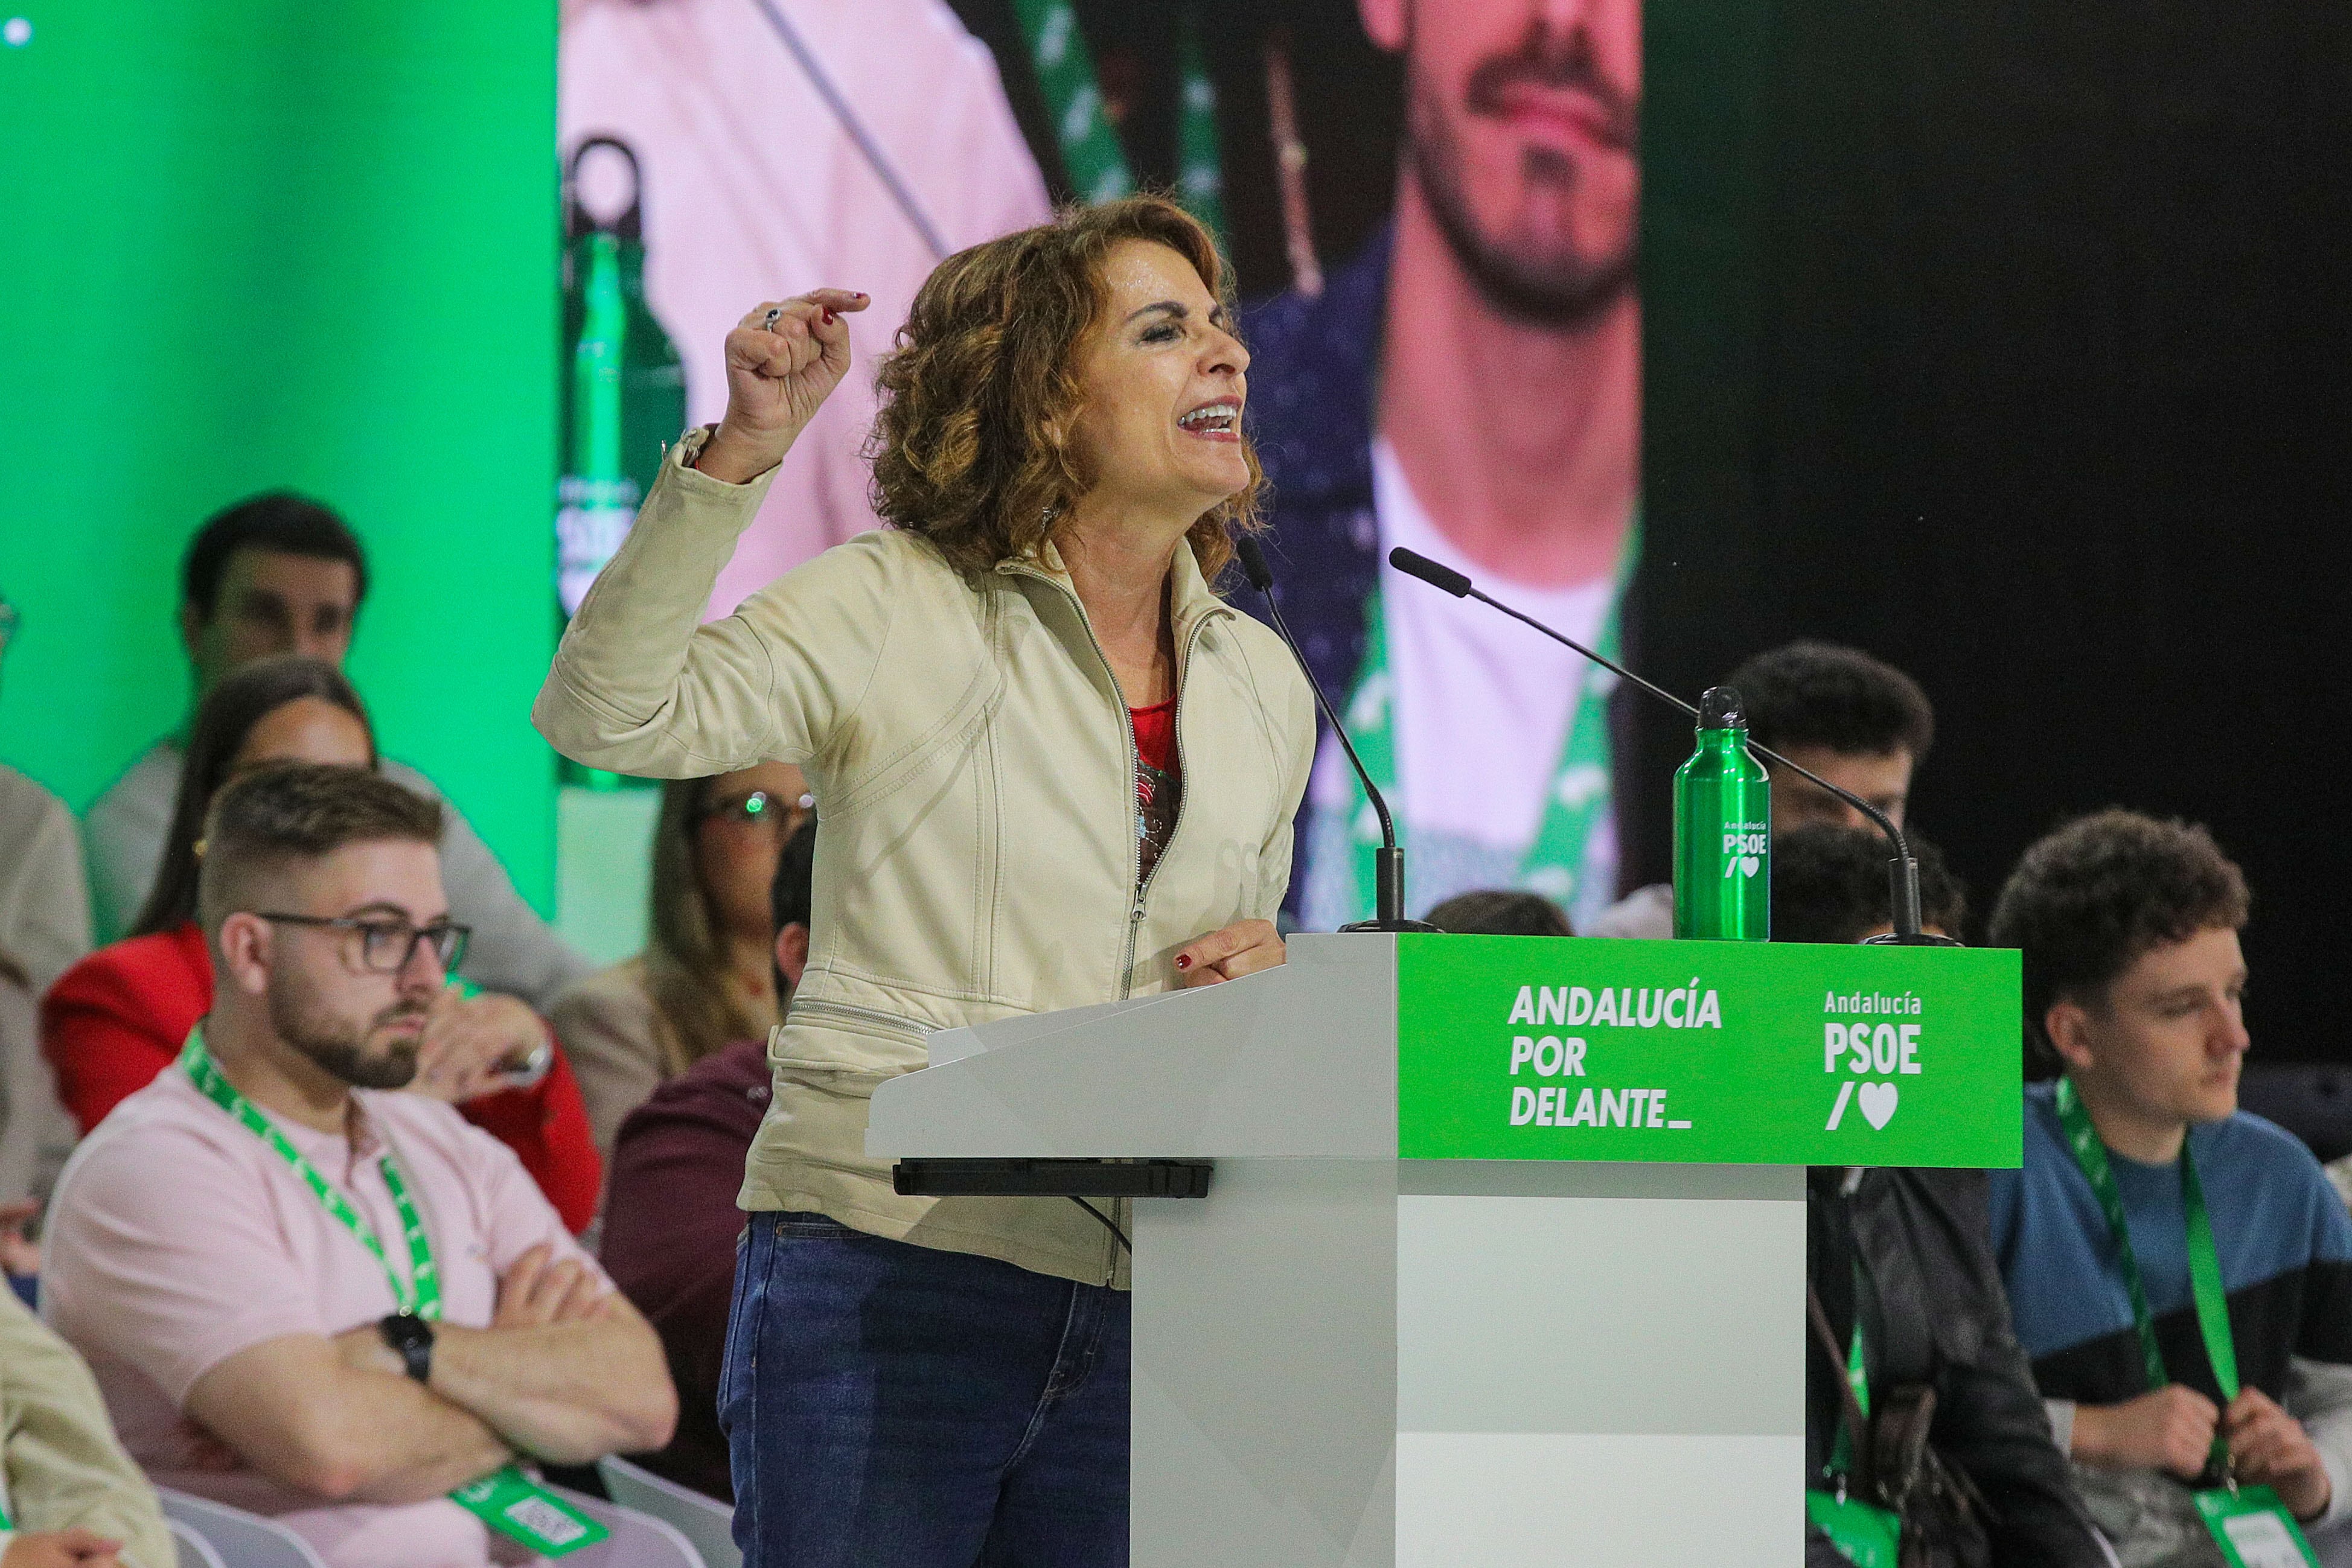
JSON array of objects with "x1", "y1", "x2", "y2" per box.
[{"x1": 41, "y1": 922, "x2": 602, "y2": 1232}]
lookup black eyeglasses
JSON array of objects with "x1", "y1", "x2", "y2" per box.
[
  {"x1": 255, "y1": 914, "x2": 471, "y2": 974},
  {"x1": 702, "y1": 789, "x2": 814, "y2": 829}
]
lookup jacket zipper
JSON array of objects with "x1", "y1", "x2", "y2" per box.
[
  {"x1": 1121, "y1": 614, "x2": 1209, "y2": 984},
  {"x1": 1002, "y1": 564, "x2": 1226, "y2": 1286},
  {"x1": 784, "y1": 996, "x2": 927, "y2": 1039},
  {"x1": 1002, "y1": 564, "x2": 1226, "y2": 1001}
]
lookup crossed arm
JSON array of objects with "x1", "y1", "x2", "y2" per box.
[{"x1": 183, "y1": 1245, "x2": 676, "y2": 1505}]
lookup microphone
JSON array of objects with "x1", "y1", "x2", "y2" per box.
[
  {"x1": 1385, "y1": 546, "x2": 1954, "y2": 946},
  {"x1": 1236, "y1": 536, "x2": 1436, "y2": 933}
]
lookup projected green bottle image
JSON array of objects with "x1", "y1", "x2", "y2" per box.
[
  {"x1": 557, "y1": 136, "x2": 685, "y2": 790},
  {"x1": 1673, "y1": 686, "x2": 1771, "y2": 940}
]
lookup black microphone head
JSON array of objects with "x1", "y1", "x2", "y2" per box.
[
  {"x1": 1235, "y1": 534, "x2": 1275, "y2": 593},
  {"x1": 1387, "y1": 546, "x2": 1471, "y2": 598}
]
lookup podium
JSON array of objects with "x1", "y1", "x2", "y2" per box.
[{"x1": 868, "y1": 932, "x2": 2021, "y2": 1567}]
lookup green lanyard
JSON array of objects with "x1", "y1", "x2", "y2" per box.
[
  {"x1": 1337, "y1": 527, "x2": 1636, "y2": 926},
  {"x1": 1011, "y1": 0, "x2": 1224, "y2": 240},
  {"x1": 179, "y1": 1030, "x2": 607, "y2": 1557},
  {"x1": 2054, "y1": 1080, "x2": 2324, "y2": 1567},
  {"x1": 1827, "y1": 1308, "x2": 1871, "y2": 1476},
  {"x1": 2053, "y1": 1080, "x2": 2239, "y2": 1434},
  {"x1": 181, "y1": 1030, "x2": 438, "y2": 1321},
  {"x1": 1810, "y1": 1301, "x2": 1902, "y2": 1568}
]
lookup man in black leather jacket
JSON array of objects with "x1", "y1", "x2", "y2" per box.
[{"x1": 1788, "y1": 827, "x2": 2109, "y2": 1566}]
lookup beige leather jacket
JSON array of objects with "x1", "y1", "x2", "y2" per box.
[{"x1": 534, "y1": 431, "x2": 1315, "y2": 1285}]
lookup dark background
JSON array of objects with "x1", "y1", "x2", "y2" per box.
[
  {"x1": 956, "y1": 0, "x2": 2351, "y2": 1060},
  {"x1": 1638, "y1": 0, "x2": 2352, "y2": 1060}
]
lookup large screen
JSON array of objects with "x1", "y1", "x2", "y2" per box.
[{"x1": 558, "y1": 0, "x2": 1643, "y2": 932}]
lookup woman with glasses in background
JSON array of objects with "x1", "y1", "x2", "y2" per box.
[
  {"x1": 549, "y1": 765, "x2": 811, "y2": 1159},
  {"x1": 41, "y1": 654, "x2": 604, "y2": 1230}
]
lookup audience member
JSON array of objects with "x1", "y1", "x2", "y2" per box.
[
  {"x1": 0, "y1": 593, "x2": 83, "y2": 1212},
  {"x1": 0, "y1": 1287, "x2": 171, "y2": 1567},
  {"x1": 1424, "y1": 889, "x2": 1573, "y2": 937},
  {"x1": 81, "y1": 492, "x2": 590, "y2": 1007},
  {"x1": 1782, "y1": 823, "x2": 2101, "y2": 1566},
  {"x1": 1987, "y1": 810, "x2": 2352, "y2": 1563},
  {"x1": 599, "y1": 814, "x2": 815, "y2": 1502},
  {"x1": 1593, "y1": 641, "x2": 1935, "y2": 939},
  {"x1": 1774, "y1": 823, "x2": 1965, "y2": 946},
  {"x1": 2, "y1": 961, "x2": 55, "y2": 1302},
  {"x1": 1, "y1": 942, "x2": 74, "y2": 1225},
  {"x1": 43, "y1": 658, "x2": 600, "y2": 1232},
  {"x1": 41, "y1": 765, "x2": 673, "y2": 1568},
  {"x1": 550, "y1": 768, "x2": 810, "y2": 1159}
]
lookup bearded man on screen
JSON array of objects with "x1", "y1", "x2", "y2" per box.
[{"x1": 1244, "y1": 0, "x2": 1640, "y2": 931}]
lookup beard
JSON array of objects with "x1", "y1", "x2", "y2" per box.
[
  {"x1": 1407, "y1": 18, "x2": 1639, "y2": 329},
  {"x1": 267, "y1": 967, "x2": 425, "y2": 1091}
]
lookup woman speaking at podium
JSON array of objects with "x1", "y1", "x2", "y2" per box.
[{"x1": 534, "y1": 195, "x2": 1314, "y2": 1564}]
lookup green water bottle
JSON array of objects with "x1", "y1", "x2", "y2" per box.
[
  {"x1": 1673, "y1": 686, "x2": 1771, "y2": 940},
  {"x1": 557, "y1": 136, "x2": 685, "y2": 791}
]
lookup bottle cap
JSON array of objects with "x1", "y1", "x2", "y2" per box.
[{"x1": 1698, "y1": 685, "x2": 1746, "y2": 730}]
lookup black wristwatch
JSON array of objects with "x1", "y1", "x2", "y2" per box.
[{"x1": 378, "y1": 1311, "x2": 436, "y2": 1383}]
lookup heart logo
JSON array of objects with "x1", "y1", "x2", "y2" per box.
[
  {"x1": 1737, "y1": 855, "x2": 1761, "y2": 877},
  {"x1": 1858, "y1": 1082, "x2": 1899, "y2": 1129}
]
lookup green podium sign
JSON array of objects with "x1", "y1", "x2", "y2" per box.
[{"x1": 1398, "y1": 935, "x2": 2022, "y2": 1167}]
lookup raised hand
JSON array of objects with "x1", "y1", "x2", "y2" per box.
[
  {"x1": 696, "y1": 289, "x2": 872, "y2": 484},
  {"x1": 411, "y1": 987, "x2": 546, "y2": 1105}
]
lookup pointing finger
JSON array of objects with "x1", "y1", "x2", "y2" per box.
[
  {"x1": 802, "y1": 287, "x2": 871, "y2": 313},
  {"x1": 1173, "y1": 927, "x2": 1250, "y2": 973}
]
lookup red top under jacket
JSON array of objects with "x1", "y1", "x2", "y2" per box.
[{"x1": 40, "y1": 922, "x2": 602, "y2": 1232}]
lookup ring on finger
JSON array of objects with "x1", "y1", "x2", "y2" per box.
[{"x1": 763, "y1": 306, "x2": 784, "y2": 330}]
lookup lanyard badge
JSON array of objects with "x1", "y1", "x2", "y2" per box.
[
  {"x1": 2053, "y1": 1079, "x2": 2319, "y2": 1568},
  {"x1": 1806, "y1": 1488, "x2": 1903, "y2": 1567},
  {"x1": 180, "y1": 1030, "x2": 609, "y2": 1557}
]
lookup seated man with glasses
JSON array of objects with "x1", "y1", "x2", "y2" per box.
[
  {"x1": 549, "y1": 766, "x2": 813, "y2": 1159},
  {"x1": 40, "y1": 765, "x2": 674, "y2": 1568}
]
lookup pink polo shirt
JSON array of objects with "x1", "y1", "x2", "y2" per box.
[{"x1": 40, "y1": 1062, "x2": 609, "y2": 1568}]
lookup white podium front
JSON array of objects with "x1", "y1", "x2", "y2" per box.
[{"x1": 867, "y1": 933, "x2": 1806, "y2": 1567}]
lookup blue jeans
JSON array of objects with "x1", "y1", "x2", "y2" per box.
[{"x1": 720, "y1": 1212, "x2": 1131, "y2": 1567}]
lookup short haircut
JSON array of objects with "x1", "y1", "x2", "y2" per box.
[
  {"x1": 196, "y1": 764, "x2": 442, "y2": 937},
  {"x1": 182, "y1": 491, "x2": 369, "y2": 622},
  {"x1": 133, "y1": 655, "x2": 376, "y2": 937},
  {"x1": 1773, "y1": 824, "x2": 1966, "y2": 945},
  {"x1": 1989, "y1": 809, "x2": 2249, "y2": 1043},
  {"x1": 1425, "y1": 890, "x2": 1574, "y2": 938},
  {"x1": 1724, "y1": 641, "x2": 1934, "y2": 760}
]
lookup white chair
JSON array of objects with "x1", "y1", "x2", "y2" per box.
[
  {"x1": 597, "y1": 1456, "x2": 741, "y2": 1568},
  {"x1": 169, "y1": 1519, "x2": 227, "y2": 1568},
  {"x1": 157, "y1": 1488, "x2": 328, "y2": 1568},
  {"x1": 548, "y1": 1482, "x2": 703, "y2": 1568}
]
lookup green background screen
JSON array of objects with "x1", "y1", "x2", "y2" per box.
[{"x1": 1, "y1": 2, "x2": 563, "y2": 911}]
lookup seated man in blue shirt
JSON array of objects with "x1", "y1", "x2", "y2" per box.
[{"x1": 1988, "y1": 809, "x2": 2352, "y2": 1566}]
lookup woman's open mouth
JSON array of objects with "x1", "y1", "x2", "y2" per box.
[{"x1": 1178, "y1": 399, "x2": 1241, "y2": 441}]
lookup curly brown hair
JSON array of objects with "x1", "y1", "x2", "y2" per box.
[
  {"x1": 866, "y1": 194, "x2": 1262, "y2": 584},
  {"x1": 1988, "y1": 808, "x2": 2250, "y2": 1069}
]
